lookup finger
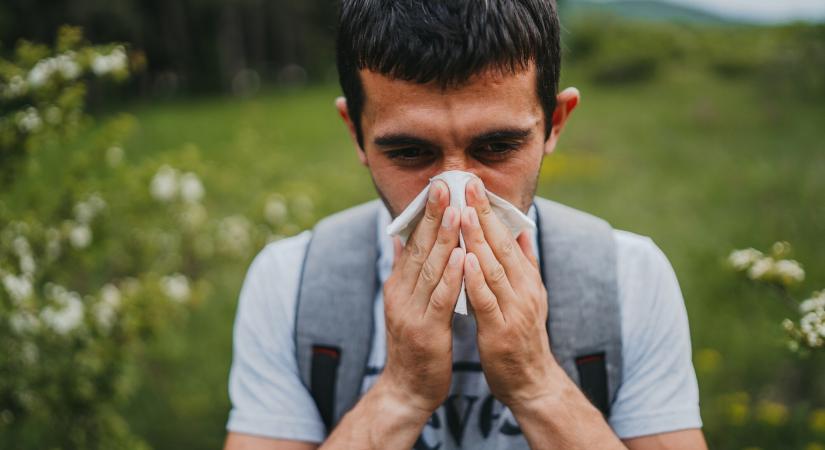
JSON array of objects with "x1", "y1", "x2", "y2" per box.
[
  {"x1": 516, "y1": 230, "x2": 539, "y2": 271},
  {"x1": 411, "y1": 205, "x2": 461, "y2": 307},
  {"x1": 392, "y1": 236, "x2": 403, "y2": 271},
  {"x1": 464, "y1": 252, "x2": 504, "y2": 329},
  {"x1": 465, "y1": 177, "x2": 529, "y2": 282},
  {"x1": 461, "y1": 206, "x2": 517, "y2": 303},
  {"x1": 396, "y1": 180, "x2": 449, "y2": 294},
  {"x1": 425, "y1": 246, "x2": 465, "y2": 325}
]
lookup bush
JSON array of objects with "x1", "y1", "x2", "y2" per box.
[{"x1": 0, "y1": 26, "x2": 293, "y2": 449}]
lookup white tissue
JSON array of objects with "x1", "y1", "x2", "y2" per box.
[{"x1": 386, "y1": 170, "x2": 536, "y2": 315}]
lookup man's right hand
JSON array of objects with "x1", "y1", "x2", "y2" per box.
[{"x1": 378, "y1": 179, "x2": 464, "y2": 414}]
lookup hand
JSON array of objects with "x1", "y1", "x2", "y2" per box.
[
  {"x1": 460, "y1": 177, "x2": 559, "y2": 409},
  {"x1": 379, "y1": 179, "x2": 465, "y2": 414}
]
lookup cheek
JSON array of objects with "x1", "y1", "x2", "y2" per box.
[
  {"x1": 478, "y1": 150, "x2": 542, "y2": 211},
  {"x1": 370, "y1": 163, "x2": 432, "y2": 214}
]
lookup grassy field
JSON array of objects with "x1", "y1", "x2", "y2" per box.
[{"x1": 116, "y1": 63, "x2": 825, "y2": 449}]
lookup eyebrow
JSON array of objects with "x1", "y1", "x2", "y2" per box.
[{"x1": 373, "y1": 127, "x2": 533, "y2": 149}]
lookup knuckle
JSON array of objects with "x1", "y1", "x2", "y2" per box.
[
  {"x1": 436, "y1": 228, "x2": 454, "y2": 245},
  {"x1": 489, "y1": 263, "x2": 508, "y2": 286},
  {"x1": 429, "y1": 288, "x2": 448, "y2": 312},
  {"x1": 475, "y1": 294, "x2": 499, "y2": 315},
  {"x1": 470, "y1": 232, "x2": 486, "y2": 247},
  {"x1": 499, "y1": 239, "x2": 516, "y2": 258},
  {"x1": 423, "y1": 206, "x2": 440, "y2": 225},
  {"x1": 408, "y1": 241, "x2": 427, "y2": 264},
  {"x1": 419, "y1": 260, "x2": 439, "y2": 285},
  {"x1": 477, "y1": 203, "x2": 493, "y2": 217}
]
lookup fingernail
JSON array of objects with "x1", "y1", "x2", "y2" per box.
[
  {"x1": 429, "y1": 180, "x2": 443, "y2": 203},
  {"x1": 449, "y1": 248, "x2": 462, "y2": 266},
  {"x1": 441, "y1": 206, "x2": 453, "y2": 228}
]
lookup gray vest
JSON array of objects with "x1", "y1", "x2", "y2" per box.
[{"x1": 294, "y1": 197, "x2": 622, "y2": 442}]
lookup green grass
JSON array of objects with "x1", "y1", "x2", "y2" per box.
[{"x1": 117, "y1": 67, "x2": 825, "y2": 449}]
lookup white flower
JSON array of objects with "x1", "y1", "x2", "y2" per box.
[
  {"x1": 56, "y1": 53, "x2": 80, "y2": 80},
  {"x1": 94, "y1": 283, "x2": 122, "y2": 330},
  {"x1": 12, "y1": 236, "x2": 35, "y2": 276},
  {"x1": 180, "y1": 203, "x2": 207, "y2": 228},
  {"x1": 41, "y1": 287, "x2": 85, "y2": 335},
  {"x1": 161, "y1": 273, "x2": 191, "y2": 303},
  {"x1": 69, "y1": 224, "x2": 92, "y2": 249},
  {"x1": 9, "y1": 311, "x2": 39, "y2": 334},
  {"x1": 73, "y1": 193, "x2": 106, "y2": 224},
  {"x1": 27, "y1": 59, "x2": 52, "y2": 87},
  {"x1": 179, "y1": 172, "x2": 205, "y2": 203},
  {"x1": 17, "y1": 107, "x2": 42, "y2": 133},
  {"x1": 2, "y1": 273, "x2": 33, "y2": 304},
  {"x1": 106, "y1": 146, "x2": 124, "y2": 167},
  {"x1": 728, "y1": 248, "x2": 763, "y2": 271},
  {"x1": 100, "y1": 283, "x2": 122, "y2": 306},
  {"x1": 218, "y1": 215, "x2": 252, "y2": 256},
  {"x1": 774, "y1": 259, "x2": 805, "y2": 284},
  {"x1": 74, "y1": 202, "x2": 95, "y2": 224},
  {"x1": 18, "y1": 254, "x2": 36, "y2": 277},
  {"x1": 91, "y1": 46, "x2": 127, "y2": 76},
  {"x1": 264, "y1": 195, "x2": 288, "y2": 225},
  {"x1": 150, "y1": 165, "x2": 178, "y2": 202},
  {"x1": 4, "y1": 75, "x2": 27, "y2": 98},
  {"x1": 45, "y1": 227, "x2": 62, "y2": 261},
  {"x1": 800, "y1": 292, "x2": 825, "y2": 314},
  {"x1": 747, "y1": 257, "x2": 774, "y2": 281}
]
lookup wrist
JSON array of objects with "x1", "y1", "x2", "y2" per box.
[{"x1": 370, "y1": 373, "x2": 436, "y2": 423}]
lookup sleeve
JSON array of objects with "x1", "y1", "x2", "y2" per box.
[
  {"x1": 225, "y1": 232, "x2": 327, "y2": 443},
  {"x1": 607, "y1": 231, "x2": 703, "y2": 439}
]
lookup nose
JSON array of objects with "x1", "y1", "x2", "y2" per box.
[{"x1": 440, "y1": 153, "x2": 478, "y2": 176}]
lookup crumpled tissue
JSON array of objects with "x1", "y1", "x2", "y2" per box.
[{"x1": 386, "y1": 170, "x2": 536, "y2": 314}]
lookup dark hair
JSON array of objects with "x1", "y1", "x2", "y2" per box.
[{"x1": 336, "y1": 0, "x2": 561, "y2": 148}]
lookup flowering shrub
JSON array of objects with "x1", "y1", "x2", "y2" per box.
[
  {"x1": 728, "y1": 241, "x2": 823, "y2": 353},
  {"x1": 0, "y1": 26, "x2": 131, "y2": 182},
  {"x1": 0, "y1": 27, "x2": 311, "y2": 449}
]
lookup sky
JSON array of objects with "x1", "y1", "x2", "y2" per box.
[{"x1": 661, "y1": 0, "x2": 825, "y2": 23}]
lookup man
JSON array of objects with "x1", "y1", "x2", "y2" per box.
[{"x1": 224, "y1": 1, "x2": 706, "y2": 449}]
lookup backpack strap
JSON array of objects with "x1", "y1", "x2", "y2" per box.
[
  {"x1": 295, "y1": 197, "x2": 623, "y2": 433},
  {"x1": 533, "y1": 197, "x2": 622, "y2": 416},
  {"x1": 294, "y1": 199, "x2": 381, "y2": 432}
]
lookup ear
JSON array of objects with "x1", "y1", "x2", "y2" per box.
[
  {"x1": 542, "y1": 87, "x2": 580, "y2": 156},
  {"x1": 335, "y1": 96, "x2": 368, "y2": 166}
]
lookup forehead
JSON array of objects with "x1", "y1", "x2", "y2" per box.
[{"x1": 358, "y1": 64, "x2": 543, "y2": 139}]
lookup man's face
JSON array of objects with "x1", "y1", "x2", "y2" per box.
[{"x1": 340, "y1": 63, "x2": 571, "y2": 218}]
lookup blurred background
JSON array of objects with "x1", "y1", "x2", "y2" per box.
[{"x1": 1, "y1": 1, "x2": 824, "y2": 449}]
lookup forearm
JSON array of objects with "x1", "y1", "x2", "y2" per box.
[
  {"x1": 319, "y1": 375, "x2": 431, "y2": 450},
  {"x1": 509, "y1": 364, "x2": 626, "y2": 450}
]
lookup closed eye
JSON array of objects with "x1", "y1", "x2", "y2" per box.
[
  {"x1": 473, "y1": 142, "x2": 520, "y2": 161},
  {"x1": 385, "y1": 147, "x2": 436, "y2": 166}
]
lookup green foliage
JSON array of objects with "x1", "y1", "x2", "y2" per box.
[
  {"x1": 564, "y1": 17, "x2": 825, "y2": 101},
  {"x1": 0, "y1": 25, "x2": 130, "y2": 183},
  {"x1": 0, "y1": 27, "x2": 300, "y2": 449}
]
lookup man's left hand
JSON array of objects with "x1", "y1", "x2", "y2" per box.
[{"x1": 460, "y1": 177, "x2": 560, "y2": 410}]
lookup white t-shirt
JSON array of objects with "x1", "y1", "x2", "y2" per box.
[{"x1": 225, "y1": 202, "x2": 702, "y2": 446}]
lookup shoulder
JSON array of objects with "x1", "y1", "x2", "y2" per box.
[
  {"x1": 236, "y1": 231, "x2": 312, "y2": 331},
  {"x1": 608, "y1": 229, "x2": 703, "y2": 437},
  {"x1": 611, "y1": 228, "x2": 684, "y2": 331}
]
